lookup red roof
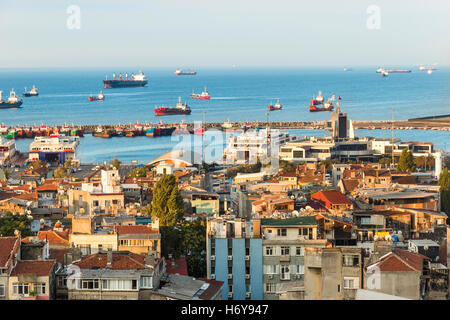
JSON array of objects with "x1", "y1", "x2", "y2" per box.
[
  {"x1": 73, "y1": 252, "x2": 160, "y2": 270},
  {"x1": 0, "y1": 237, "x2": 20, "y2": 268},
  {"x1": 36, "y1": 183, "x2": 58, "y2": 191},
  {"x1": 311, "y1": 190, "x2": 353, "y2": 207},
  {"x1": 116, "y1": 225, "x2": 159, "y2": 235},
  {"x1": 49, "y1": 248, "x2": 70, "y2": 264},
  {"x1": 166, "y1": 257, "x2": 188, "y2": 276},
  {"x1": 10, "y1": 260, "x2": 56, "y2": 277},
  {"x1": 23, "y1": 230, "x2": 69, "y2": 245},
  {"x1": 376, "y1": 249, "x2": 430, "y2": 272}
]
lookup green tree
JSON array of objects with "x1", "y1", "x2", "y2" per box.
[
  {"x1": 53, "y1": 167, "x2": 68, "y2": 178},
  {"x1": 0, "y1": 212, "x2": 33, "y2": 237},
  {"x1": 279, "y1": 160, "x2": 297, "y2": 173},
  {"x1": 160, "y1": 226, "x2": 183, "y2": 259},
  {"x1": 426, "y1": 154, "x2": 435, "y2": 172},
  {"x1": 414, "y1": 156, "x2": 427, "y2": 171},
  {"x1": 181, "y1": 218, "x2": 206, "y2": 277},
  {"x1": 151, "y1": 174, "x2": 184, "y2": 226},
  {"x1": 63, "y1": 159, "x2": 72, "y2": 169},
  {"x1": 379, "y1": 157, "x2": 392, "y2": 169},
  {"x1": 27, "y1": 160, "x2": 46, "y2": 171},
  {"x1": 128, "y1": 166, "x2": 147, "y2": 178},
  {"x1": 111, "y1": 158, "x2": 121, "y2": 170},
  {"x1": 438, "y1": 168, "x2": 450, "y2": 216},
  {"x1": 397, "y1": 149, "x2": 416, "y2": 173}
]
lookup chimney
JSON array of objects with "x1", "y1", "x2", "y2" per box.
[{"x1": 107, "y1": 249, "x2": 113, "y2": 266}]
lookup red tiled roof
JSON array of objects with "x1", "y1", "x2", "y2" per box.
[
  {"x1": 0, "y1": 191, "x2": 20, "y2": 201},
  {"x1": 279, "y1": 172, "x2": 297, "y2": 177},
  {"x1": 196, "y1": 278, "x2": 225, "y2": 300},
  {"x1": 166, "y1": 258, "x2": 188, "y2": 276},
  {"x1": 73, "y1": 252, "x2": 154, "y2": 270},
  {"x1": 10, "y1": 260, "x2": 56, "y2": 277},
  {"x1": 14, "y1": 191, "x2": 37, "y2": 201},
  {"x1": 311, "y1": 190, "x2": 353, "y2": 205},
  {"x1": 32, "y1": 230, "x2": 69, "y2": 245},
  {"x1": 0, "y1": 237, "x2": 20, "y2": 268},
  {"x1": 376, "y1": 249, "x2": 430, "y2": 272},
  {"x1": 116, "y1": 225, "x2": 159, "y2": 235},
  {"x1": 342, "y1": 179, "x2": 361, "y2": 193},
  {"x1": 36, "y1": 183, "x2": 58, "y2": 191}
]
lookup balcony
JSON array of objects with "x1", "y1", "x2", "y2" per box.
[
  {"x1": 280, "y1": 255, "x2": 290, "y2": 262},
  {"x1": 280, "y1": 273, "x2": 291, "y2": 281}
]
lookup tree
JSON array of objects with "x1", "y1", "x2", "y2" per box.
[
  {"x1": 397, "y1": 149, "x2": 416, "y2": 173},
  {"x1": 128, "y1": 166, "x2": 147, "y2": 178},
  {"x1": 63, "y1": 159, "x2": 72, "y2": 169},
  {"x1": 379, "y1": 157, "x2": 392, "y2": 169},
  {"x1": 27, "y1": 160, "x2": 46, "y2": 171},
  {"x1": 160, "y1": 226, "x2": 183, "y2": 259},
  {"x1": 151, "y1": 174, "x2": 184, "y2": 226},
  {"x1": 0, "y1": 212, "x2": 33, "y2": 237},
  {"x1": 181, "y1": 218, "x2": 206, "y2": 277},
  {"x1": 53, "y1": 167, "x2": 68, "y2": 178},
  {"x1": 438, "y1": 168, "x2": 450, "y2": 216},
  {"x1": 111, "y1": 158, "x2": 121, "y2": 170},
  {"x1": 414, "y1": 156, "x2": 427, "y2": 171},
  {"x1": 279, "y1": 160, "x2": 297, "y2": 173},
  {"x1": 426, "y1": 154, "x2": 435, "y2": 172}
]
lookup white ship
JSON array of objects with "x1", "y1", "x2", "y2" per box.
[
  {"x1": 0, "y1": 137, "x2": 16, "y2": 165},
  {"x1": 29, "y1": 135, "x2": 80, "y2": 165}
]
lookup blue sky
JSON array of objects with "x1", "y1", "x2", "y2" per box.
[{"x1": 1, "y1": 0, "x2": 449, "y2": 68}]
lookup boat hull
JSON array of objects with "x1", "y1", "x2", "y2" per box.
[
  {"x1": 89, "y1": 96, "x2": 105, "y2": 101},
  {"x1": 103, "y1": 80, "x2": 148, "y2": 88},
  {"x1": 23, "y1": 93, "x2": 38, "y2": 97},
  {"x1": 0, "y1": 101, "x2": 23, "y2": 109},
  {"x1": 191, "y1": 95, "x2": 210, "y2": 100},
  {"x1": 154, "y1": 108, "x2": 191, "y2": 116},
  {"x1": 309, "y1": 105, "x2": 333, "y2": 112},
  {"x1": 175, "y1": 72, "x2": 197, "y2": 76}
]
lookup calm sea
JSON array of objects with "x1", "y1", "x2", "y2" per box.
[{"x1": 2, "y1": 67, "x2": 450, "y2": 163}]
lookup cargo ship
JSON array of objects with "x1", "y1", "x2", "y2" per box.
[
  {"x1": 93, "y1": 125, "x2": 112, "y2": 138},
  {"x1": 154, "y1": 97, "x2": 191, "y2": 116},
  {"x1": 103, "y1": 71, "x2": 148, "y2": 88},
  {"x1": 174, "y1": 68, "x2": 197, "y2": 76},
  {"x1": 88, "y1": 91, "x2": 105, "y2": 101},
  {"x1": 376, "y1": 67, "x2": 411, "y2": 73},
  {"x1": 0, "y1": 89, "x2": 23, "y2": 109},
  {"x1": 309, "y1": 95, "x2": 338, "y2": 112},
  {"x1": 268, "y1": 100, "x2": 282, "y2": 111},
  {"x1": 191, "y1": 87, "x2": 210, "y2": 99},
  {"x1": 311, "y1": 91, "x2": 324, "y2": 105},
  {"x1": 23, "y1": 85, "x2": 39, "y2": 97}
]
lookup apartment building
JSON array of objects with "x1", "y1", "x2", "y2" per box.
[
  {"x1": 206, "y1": 216, "x2": 263, "y2": 300},
  {"x1": 260, "y1": 217, "x2": 327, "y2": 300}
]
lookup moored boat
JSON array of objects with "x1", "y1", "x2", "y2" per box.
[
  {"x1": 23, "y1": 85, "x2": 39, "y2": 97},
  {"x1": 0, "y1": 89, "x2": 23, "y2": 109},
  {"x1": 154, "y1": 97, "x2": 191, "y2": 116}
]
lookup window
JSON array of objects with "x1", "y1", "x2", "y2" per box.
[
  {"x1": 57, "y1": 277, "x2": 67, "y2": 288},
  {"x1": 93, "y1": 200, "x2": 99, "y2": 207},
  {"x1": 264, "y1": 265, "x2": 276, "y2": 274},
  {"x1": 280, "y1": 265, "x2": 290, "y2": 280},
  {"x1": 101, "y1": 279, "x2": 134, "y2": 290},
  {"x1": 265, "y1": 283, "x2": 276, "y2": 293},
  {"x1": 13, "y1": 283, "x2": 29, "y2": 295},
  {"x1": 34, "y1": 283, "x2": 46, "y2": 295},
  {"x1": 265, "y1": 246, "x2": 273, "y2": 256},
  {"x1": 0, "y1": 284, "x2": 4, "y2": 297},
  {"x1": 296, "y1": 265, "x2": 305, "y2": 274},
  {"x1": 228, "y1": 285, "x2": 233, "y2": 293},
  {"x1": 343, "y1": 255, "x2": 359, "y2": 266},
  {"x1": 343, "y1": 277, "x2": 359, "y2": 289},
  {"x1": 281, "y1": 246, "x2": 290, "y2": 256},
  {"x1": 140, "y1": 276, "x2": 153, "y2": 289},
  {"x1": 277, "y1": 228, "x2": 287, "y2": 236},
  {"x1": 81, "y1": 279, "x2": 99, "y2": 290},
  {"x1": 360, "y1": 217, "x2": 371, "y2": 225},
  {"x1": 295, "y1": 246, "x2": 304, "y2": 256}
]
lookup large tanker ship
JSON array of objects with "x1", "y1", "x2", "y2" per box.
[{"x1": 103, "y1": 71, "x2": 148, "y2": 88}]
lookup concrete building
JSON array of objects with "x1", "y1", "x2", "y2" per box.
[
  {"x1": 206, "y1": 216, "x2": 263, "y2": 300},
  {"x1": 260, "y1": 217, "x2": 327, "y2": 300},
  {"x1": 304, "y1": 247, "x2": 364, "y2": 300},
  {"x1": 0, "y1": 237, "x2": 21, "y2": 300}
]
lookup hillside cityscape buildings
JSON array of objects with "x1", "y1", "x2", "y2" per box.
[{"x1": 1, "y1": 107, "x2": 449, "y2": 301}]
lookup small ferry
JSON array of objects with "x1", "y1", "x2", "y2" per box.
[
  {"x1": 191, "y1": 87, "x2": 210, "y2": 100},
  {"x1": 0, "y1": 89, "x2": 23, "y2": 109},
  {"x1": 89, "y1": 91, "x2": 105, "y2": 101},
  {"x1": 23, "y1": 85, "x2": 39, "y2": 97},
  {"x1": 154, "y1": 97, "x2": 191, "y2": 116},
  {"x1": 268, "y1": 99, "x2": 282, "y2": 111},
  {"x1": 174, "y1": 68, "x2": 197, "y2": 76}
]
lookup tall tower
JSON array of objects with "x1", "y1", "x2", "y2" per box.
[{"x1": 331, "y1": 106, "x2": 348, "y2": 141}]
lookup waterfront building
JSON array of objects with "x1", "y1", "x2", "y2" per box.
[
  {"x1": 28, "y1": 135, "x2": 80, "y2": 165},
  {"x1": 206, "y1": 216, "x2": 263, "y2": 300}
]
